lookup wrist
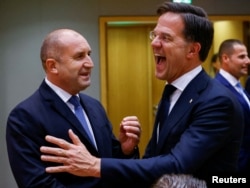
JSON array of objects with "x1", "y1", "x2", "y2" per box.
[
  {"x1": 92, "y1": 158, "x2": 101, "y2": 177},
  {"x1": 123, "y1": 146, "x2": 139, "y2": 157}
]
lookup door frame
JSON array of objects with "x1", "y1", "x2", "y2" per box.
[{"x1": 99, "y1": 16, "x2": 157, "y2": 109}]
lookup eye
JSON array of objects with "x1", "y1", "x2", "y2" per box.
[
  {"x1": 238, "y1": 54, "x2": 247, "y2": 60},
  {"x1": 76, "y1": 53, "x2": 84, "y2": 59},
  {"x1": 149, "y1": 31, "x2": 172, "y2": 42},
  {"x1": 74, "y1": 52, "x2": 85, "y2": 60},
  {"x1": 161, "y1": 34, "x2": 172, "y2": 42}
]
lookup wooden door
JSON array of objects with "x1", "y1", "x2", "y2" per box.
[{"x1": 106, "y1": 25, "x2": 165, "y2": 154}]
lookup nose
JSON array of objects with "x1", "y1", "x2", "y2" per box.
[
  {"x1": 151, "y1": 38, "x2": 162, "y2": 48},
  {"x1": 247, "y1": 56, "x2": 250, "y2": 64},
  {"x1": 83, "y1": 56, "x2": 94, "y2": 68}
]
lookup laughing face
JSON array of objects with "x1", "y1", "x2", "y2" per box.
[{"x1": 151, "y1": 12, "x2": 199, "y2": 83}]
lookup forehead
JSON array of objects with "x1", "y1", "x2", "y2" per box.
[
  {"x1": 61, "y1": 33, "x2": 91, "y2": 51},
  {"x1": 231, "y1": 44, "x2": 247, "y2": 55},
  {"x1": 155, "y1": 12, "x2": 184, "y2": 34},
  {"x1": 233, "y1": 44, "x2": 247, "y2": 51}
]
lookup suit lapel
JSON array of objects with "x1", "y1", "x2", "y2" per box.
[
  {"x1": 39, "y1": 81, "x2": 98, "y2": 150},
  {"x1": 156, "y1": 70, "x2": 209, "y2": 153},
  {"x1": 215, "y1": 74, "x2": 250, "y2": 112}
]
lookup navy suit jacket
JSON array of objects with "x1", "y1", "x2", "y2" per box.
[
  {"x1": 215, "y1": 73, "x2": 250, "y2": 174},
  {"x1": 245, "y1": 76, "x2": 250, "y2": 94},
  {"x1": 101, "y1": 70, "x2": 244, "y2": 188},
  {"x1": 6, "y1": 80, "x2": 133, "y2": 188}
]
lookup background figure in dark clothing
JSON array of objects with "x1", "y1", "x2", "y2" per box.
[
  {"x1": 245, "y1": 76, "x2": 250, "y2": 94},
  {"x1": 215, "y1": 39, "x2": 250, "y2": 175}
]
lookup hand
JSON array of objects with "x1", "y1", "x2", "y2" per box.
[
  {"x1": 119, "y1": 116, "x2": 141, "y2": 155},
  {"x1": 40, "y1": 129, "x2": 100, "y2": 177}
]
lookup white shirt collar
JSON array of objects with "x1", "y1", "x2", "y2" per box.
[
  {"x1": 45, "y1": 77, "x2": 73, "y2": 102},
  {"x1": 171, "y1": 65, "x2": 202, "y2": 92},
  {"x1": 219, "y1": 69, "x2": 239, "y2": 87}
]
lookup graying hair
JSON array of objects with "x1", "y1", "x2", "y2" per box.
[{"x1": 153, "y1": 174, "x2": 207, "y2": 188}]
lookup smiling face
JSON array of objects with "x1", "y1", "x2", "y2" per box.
[
  {"x1": 151, "y1": 12, "x2": 201, "y2": 83},
  {"x1": 45, "y1": 30, "x2": 94, "y2": 95},
  {"x1": 222, "y1": 44, "x2": 250, "y2": 79}
]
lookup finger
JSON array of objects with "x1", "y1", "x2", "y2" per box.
[
  {"x1": 121, "y1": 118, "x2": 140, "y2": 126},
  {"x1": 45, "y1": 135, "x2": 71, "y2": 149},
  {"x1": 121, "y1": 122, "x2": 141, "y2": 132},
  {"x1": 68, "y1": 129, "x2": 85, "y2": 147},
  {"x1": 122, "y1": 116, "x2": 138, "y2": 122},
  {"x1": 125, "y1": 132, "x2": 140, "y2": 140},
  {"x1": 122, "y1": 124, "x2": 141, "y2": 134},
  {"x1": 41, "y1": 155, "x2": 67, "y2": 164},
  {"x1": 45, "y1": 165, "x2": 70, "y2": 173},
  {"x1": 40, "y1": 146, "x2": 67, "y2": 157}
]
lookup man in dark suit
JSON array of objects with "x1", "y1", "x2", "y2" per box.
[
  {"x1": 215, "y1": 39, "x2": 250, "y2": 175},
  {"x1": 40, "y1": 2, "x2": 244, "y2": 187},
  {"x1": 245, "y1": 76, "x2": 250, "y2": 94},
  {"x1": 6, "y1": 29, "x2": 141, "y2": 188}
]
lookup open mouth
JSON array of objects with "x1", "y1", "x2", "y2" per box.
[
  {"x1": 79, "y1": 72, "x2": 90, "y2": 79},
  {"x1": 155, "y1": 55, "x2": 166, "y2": 64}
]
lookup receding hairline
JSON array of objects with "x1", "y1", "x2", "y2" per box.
[
  {"x1": 40, "y1": 29, "x2": 84, "y2": 67},
  {"x1": 218, "y1": 39, "x2": 244, "y2": 58}
]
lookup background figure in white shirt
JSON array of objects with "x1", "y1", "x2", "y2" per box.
[{"x1": 215, "y1": 38, "x2": 250, "y2": 175}]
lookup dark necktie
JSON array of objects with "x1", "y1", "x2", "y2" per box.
[
  {"x1": 68, "y1": 96, "x2": 96, "y2": 146},
  {"x1": 155, "y1": 84, "x2": 176, "y2": 141}
]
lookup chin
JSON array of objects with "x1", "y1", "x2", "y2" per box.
[{"x1": 155, "y1": 73, "x2": 166, "y2": 81}]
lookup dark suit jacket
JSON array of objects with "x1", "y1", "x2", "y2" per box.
[
  {"x1": 6, "y1": 80, "x2": 135, "y2": 188},
  {"x1": 101, "y1": 70, "x2": 244, "y2": 188},
  {"x1": 245, "y1": 76, "x2": 250, "y2": 94},
  {"x1": 215, "y1": 73, "x2": 250, "y2": 174}
]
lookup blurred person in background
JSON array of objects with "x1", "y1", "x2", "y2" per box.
[{"x1": 215, "y1": 38, "x2": 250, "y2": 175}]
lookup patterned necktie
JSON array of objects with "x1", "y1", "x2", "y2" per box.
[
  {"x1": 68, "y1": 96, "x2": 95, "y2": 145},
  {"x1": 155, "y1": 84, "x2": 176, "y2": 141}
]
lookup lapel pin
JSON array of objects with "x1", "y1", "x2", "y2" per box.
[{"x1": 189, "y1": 99, "x2": 193, "y2": 103}]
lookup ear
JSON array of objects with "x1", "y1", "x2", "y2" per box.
[
  {"x1": 187, "y1": 42, "x2": 201, "y2": 58},
  {"x1": 45, "y1": 58, "x2": 58, "y2": 74},
  {"x1": 221, "y1": 53, "x2": 229, "y2": 63}
]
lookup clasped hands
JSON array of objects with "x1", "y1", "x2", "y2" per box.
[{"x1": 40, "y1": 116, "x2": 141, "y2": 176}]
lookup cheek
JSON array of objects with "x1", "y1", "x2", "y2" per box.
[{"x1": 58, "y1": 66, "x2": 71, "y2": 76}]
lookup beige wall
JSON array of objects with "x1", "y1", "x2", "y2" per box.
[{"x1": 214, "y1": 21, "x2": 243, "y2": 52}]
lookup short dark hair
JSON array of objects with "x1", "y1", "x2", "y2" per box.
[
  {"x1": 156, "y1": 2, "x2": 214, "y2": 62},
  {"x1": 218, "y1": 39, "x2": 244, "y2": 60}
]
